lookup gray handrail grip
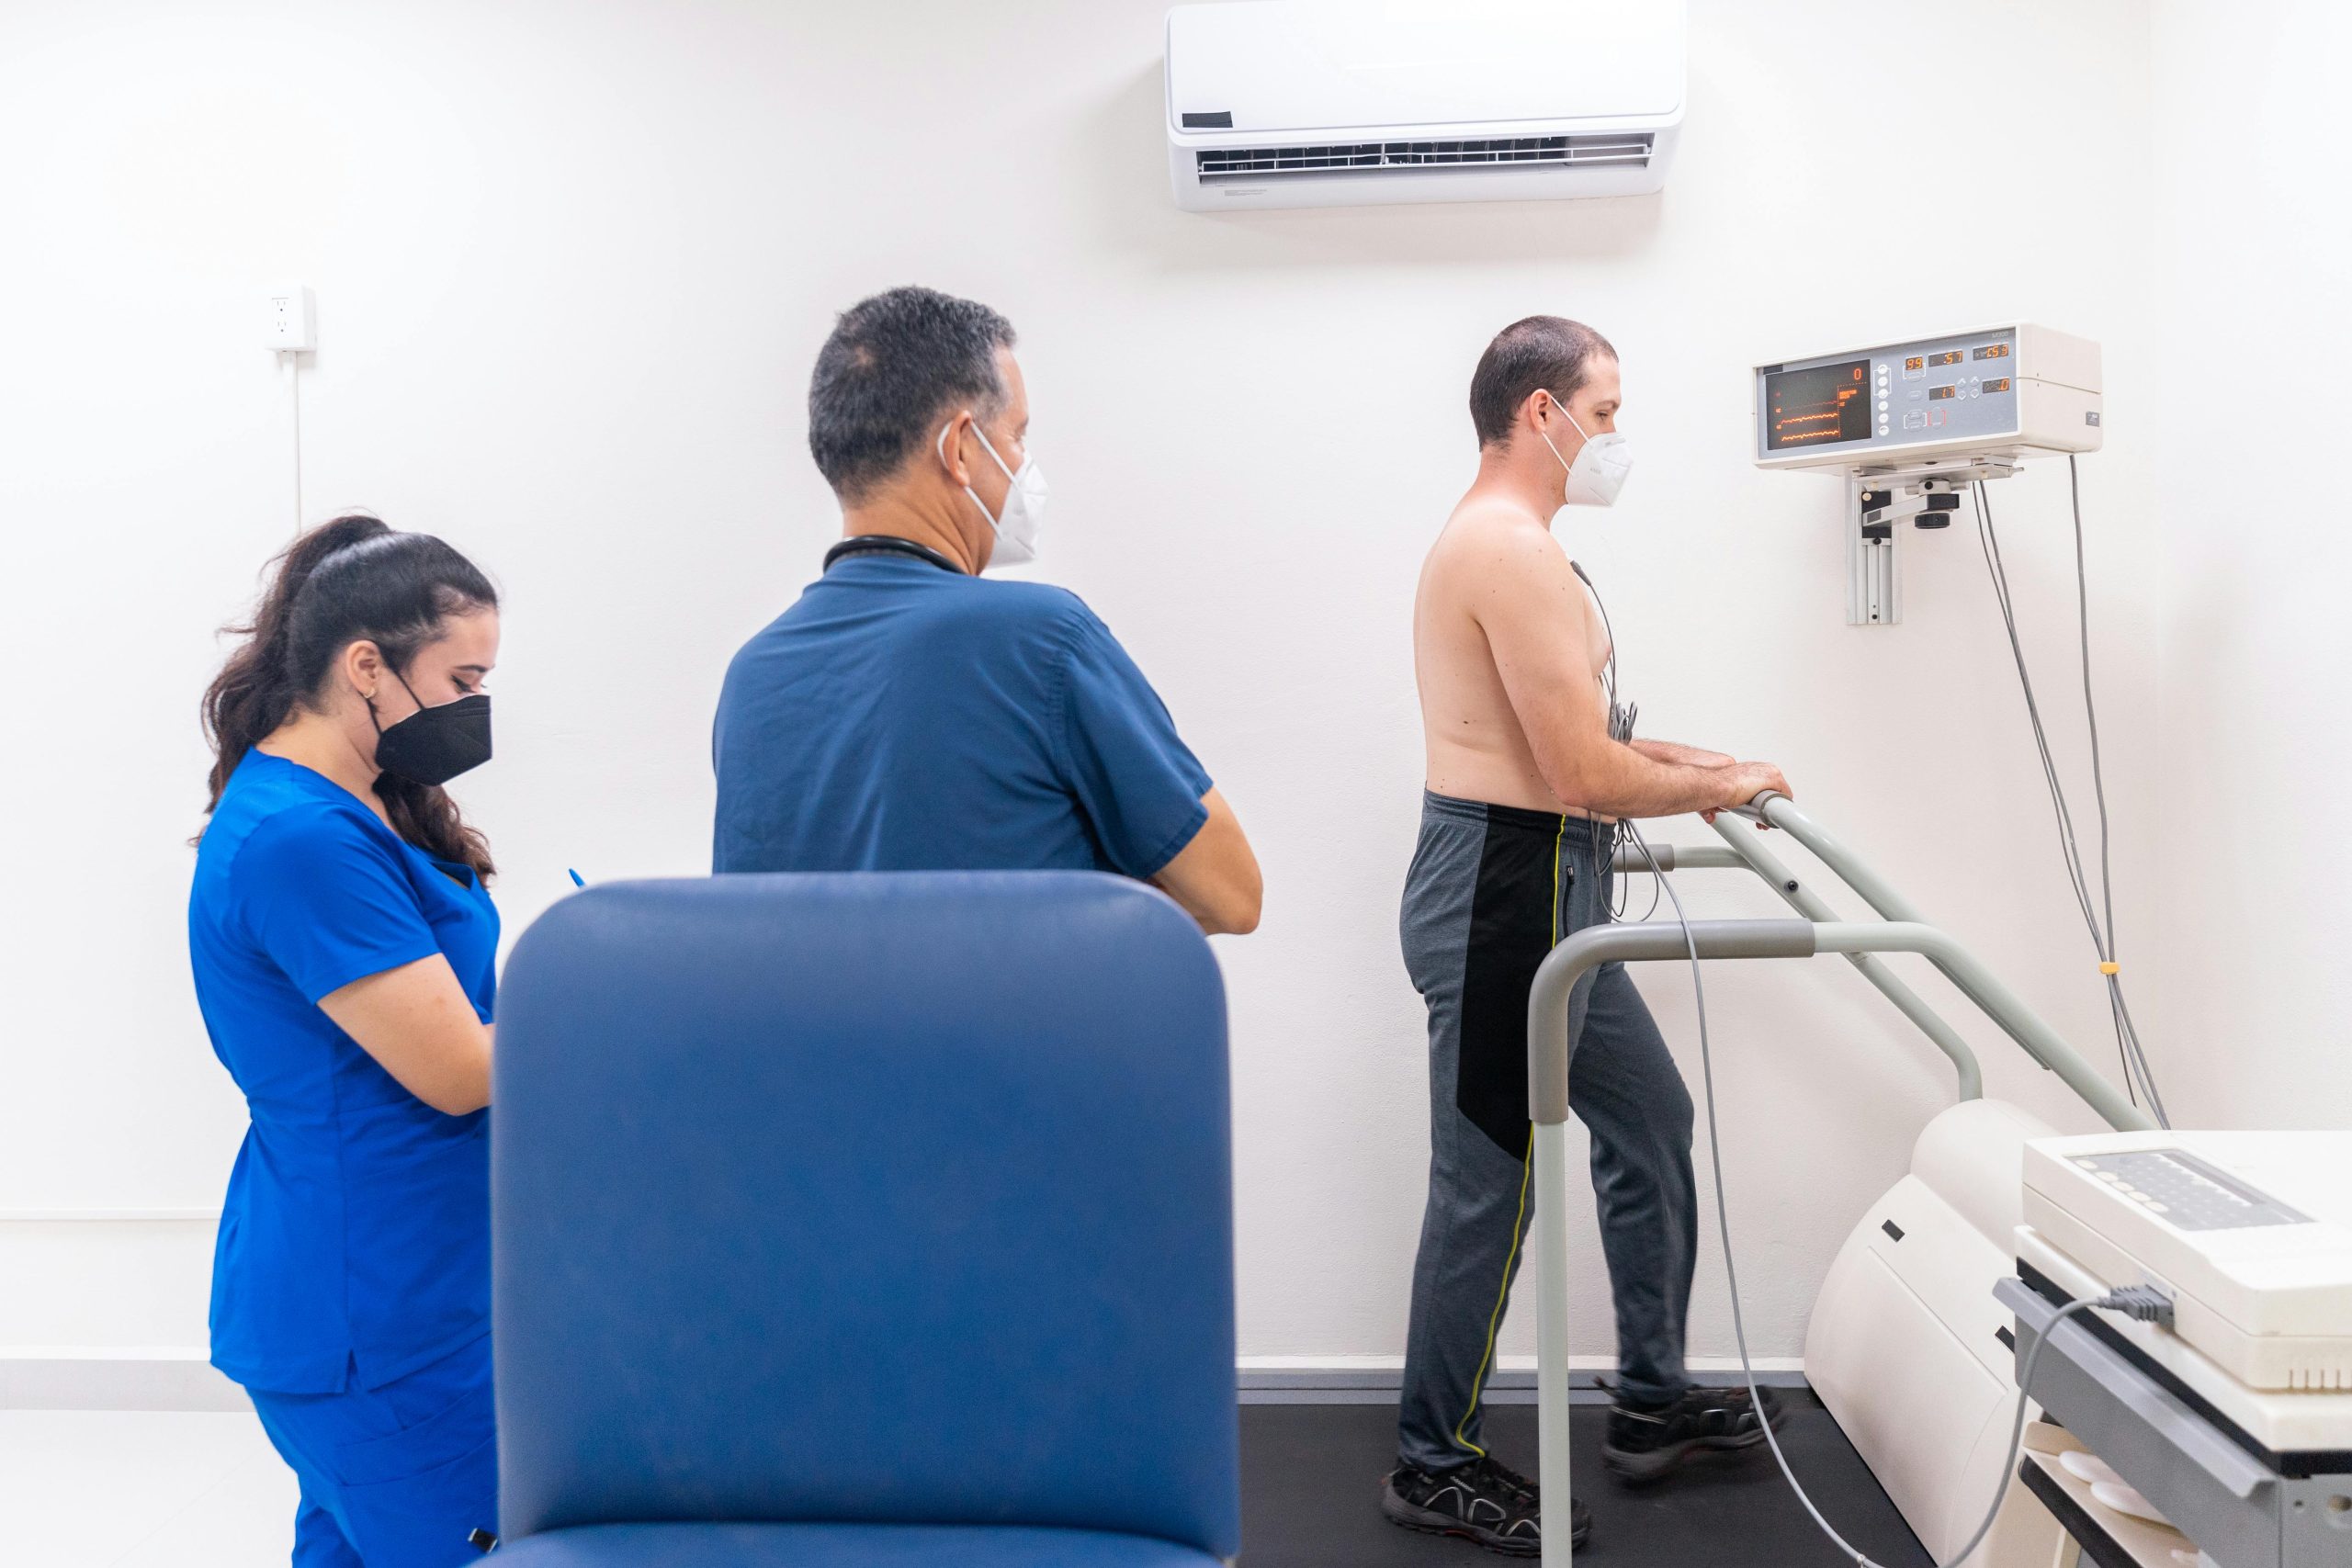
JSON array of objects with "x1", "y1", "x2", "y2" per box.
[
  {"x1": 1702, "y1": 816, "x2": 1984, "y2": 1101},
  {"x1": 1526, "y1": 919, "x2": 1816, "y2": 1123},
  {"x1": 1996, "y1": 1280, "x2": 2272, "y2": 1501},
  {"x1": 1754, "y1": 792, "x2": 1932, "y2": 926}
]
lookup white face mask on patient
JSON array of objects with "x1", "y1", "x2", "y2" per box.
[
  {"x1": 938, "y1": 415, "x2": 1049, "y2": 568},
  {"x1": 1536, "y1": 392, "x2": 1634, "y2": 508}
]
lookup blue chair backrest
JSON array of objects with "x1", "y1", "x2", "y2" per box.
[{"x1": 492, "y1": 872, "x2": 1238, "y2": 1557}]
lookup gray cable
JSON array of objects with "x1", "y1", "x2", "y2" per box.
[
  {"x1": 1974, "y1": 487, "x2": 2104, "y2": 950},
  {"x1": 2064, "y1": 457, "x2": 2170, "y2": 1126},
  {"x1": 288, "y1": 351, "x2": 305, "y2": 534},
  {"x1": 2068, "y1": 457, "x2": 2117, "y2": 992},
  {"x1": 1571, "y1": 559, "x2": 1649, "y2": 920},
  {"x1": 1623, "y1": 818, "x2": 2151, "y2": 1568},
  {"x1": 1973, "y1": 481, "x2": 2169, "y2": 1125}
]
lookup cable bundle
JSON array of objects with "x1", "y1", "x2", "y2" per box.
[{"x1": 1973, "y1": 460, "x2": 2168, "y2": 1124}]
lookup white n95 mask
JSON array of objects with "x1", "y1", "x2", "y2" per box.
[
  {"x1": 1537, "y1": 394, "x2": 1634, "y2": 508},
  {"x1": 939, "y1": 415, "x2": 1049, "y2": 568}
]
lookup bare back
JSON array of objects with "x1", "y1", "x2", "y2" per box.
[{"x1": 1414, "y1": 498, "x2": 1611, "y2": 817}]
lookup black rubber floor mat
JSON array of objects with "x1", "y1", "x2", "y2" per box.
[{"x1": 1238, "y1": 1399, "x2": 1931, "y2": 1567}]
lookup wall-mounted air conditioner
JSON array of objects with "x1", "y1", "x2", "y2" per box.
[{"x1": 1164, "y1": 0, "x2": 1685, "y2": 213}]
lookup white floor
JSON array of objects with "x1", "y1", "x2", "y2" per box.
[{"x1": 0, "y1": 1410, "x2": 295, "y2": 1566}]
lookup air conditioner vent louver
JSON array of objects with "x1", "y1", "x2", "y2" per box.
[{"x1": 1195, "y1": 132, "x2": 1653, "y2": 181}]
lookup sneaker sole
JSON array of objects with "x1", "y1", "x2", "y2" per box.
[{"x1": 1379, "y1": 1491, "x2": 1584, "y2": 1555}]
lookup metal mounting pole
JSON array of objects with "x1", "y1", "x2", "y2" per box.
[{"x1": 1849, "y1": 478, "x2": 1899, "y2": 626}]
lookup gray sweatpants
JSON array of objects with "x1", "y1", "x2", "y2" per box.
[{"x1": 1396, "y1": 792, "x2": 1697, "y2": 1472}]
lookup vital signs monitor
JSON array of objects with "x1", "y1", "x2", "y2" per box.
[{"x1": 1753, "y1": 323, "x2": 2103, "y2": 479}]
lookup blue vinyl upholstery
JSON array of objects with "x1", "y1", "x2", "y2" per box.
[{"x1": 492, "y1": 873, "x2": 1238, "y2": 1564}]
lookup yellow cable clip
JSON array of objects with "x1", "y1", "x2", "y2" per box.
[{"x1": 2098, "y1": 962, "x2": 2120, "y2": 976}]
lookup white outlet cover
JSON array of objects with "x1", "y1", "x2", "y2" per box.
[{"x1": 265, "y1": 285, "x2": 316, "y2": 352}]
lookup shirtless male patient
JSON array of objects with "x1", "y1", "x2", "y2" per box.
[{"x1": 1381, "y1": 316, "x2": 1793, "y2": 1558}]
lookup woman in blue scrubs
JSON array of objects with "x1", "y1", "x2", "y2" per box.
[{"x1": 190, "y1": 514, "x2": 505, "y2": 1566}]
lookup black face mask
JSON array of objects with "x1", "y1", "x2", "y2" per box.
[{"x1": 368, "y1": 666, "x2": 492, "y2": 787}]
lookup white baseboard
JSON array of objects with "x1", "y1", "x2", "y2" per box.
[
  {"x1": 0, "y1": 1348, "x2": 1808, "y2": 1414},
  {"x1": 1238, "y1": 1355, "x2": 1810, "y2": 1404},
  {"x1": 0, "y1": 1348, "x2": 248, "y2": 1413}
]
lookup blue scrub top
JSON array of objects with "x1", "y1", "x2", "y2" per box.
[
  {"x1": 712, "y1": 554, "x2": 1212, "y2": 877},
  {"x1": 188, "y1": 750, "x2": 499, "y2": 1394}
]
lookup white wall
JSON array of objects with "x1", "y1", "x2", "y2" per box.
[
  {"x1": 1, "y1": 0, "x2": 2187, "y2": 1382},
  {"x1": 2146, "y1": 0, "x2": 2352, "y2": 1124}
]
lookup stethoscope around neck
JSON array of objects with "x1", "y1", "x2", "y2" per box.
[{"x1": 821, "y1": 536, "x2": 964, "y2": 574}]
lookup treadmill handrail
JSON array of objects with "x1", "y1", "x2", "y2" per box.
[
  {"x1": 1611, "y1": 791, "x2": 2139, "y2": 1111},
  {"x1": 1702, "y1": 815, "x2": 1984, "y2": 1101},
  {"x1": 1752, "y1": 790, "x2": 1931, "y2": 925},
  {"x1": 1525, "y1": 917, "x2": 2154, "y2": 1134},
  {"x1": 1608, "y1": 830, "x2": 1985, "y2": 1100},
  {"x1": 1532, "y1": 806, "x2": 2151, "y2": 1565}
]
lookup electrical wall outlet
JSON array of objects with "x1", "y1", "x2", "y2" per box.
[{"x1": 264, "y1": 286, "x2": 316, "y2": 352}]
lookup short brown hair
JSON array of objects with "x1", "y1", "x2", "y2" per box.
[{"x1": 1469, "y1": 316, "x2": 1617, "y2": 447}]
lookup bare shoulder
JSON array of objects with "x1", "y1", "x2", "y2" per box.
[{"x1": 1425, "y1": 501, "x2": 1581, "y2": 623}]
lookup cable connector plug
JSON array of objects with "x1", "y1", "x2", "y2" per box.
[{"x1": 2097, "y1": 1284, "x2": 2176, "y2": 1327}]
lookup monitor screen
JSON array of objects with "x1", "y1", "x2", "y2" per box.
[{"x1": 1764, "y1": 360, "x2": 1873, "y2": 451}]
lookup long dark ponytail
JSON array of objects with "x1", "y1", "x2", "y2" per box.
[{"x1": 201, "y1": 514, "x2": 502, "y2": 879}]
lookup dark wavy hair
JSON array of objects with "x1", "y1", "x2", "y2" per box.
[{"x1": 200, "y1": 514, "x2": 501, "y2": 878}]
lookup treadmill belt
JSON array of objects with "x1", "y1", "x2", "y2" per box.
[{"x1": 1239, "y1": 1397, "x2": 1930, "y2": 1566}]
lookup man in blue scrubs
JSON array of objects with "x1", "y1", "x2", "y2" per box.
[{"x1": 713, "y1": 286, "x2": 1261, "y2": 933}]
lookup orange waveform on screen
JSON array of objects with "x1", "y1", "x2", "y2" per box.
[
  {"x1": 1770, "y1": 413, "x2": 1849, "y2": 444},
  {"x1": 1771, "y1": 385, "x2": 1862, "y2": 431}
]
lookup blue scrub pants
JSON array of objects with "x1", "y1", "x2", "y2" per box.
[{"x1": 245, "y1": 1333, "x2": 498, "y2": 1567}]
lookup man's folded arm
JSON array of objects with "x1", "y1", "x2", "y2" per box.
[{"x1": 1152, "y1": 786, "x2": 1261, "y2": 935}]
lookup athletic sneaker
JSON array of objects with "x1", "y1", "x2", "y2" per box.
[
  {"x1": 1600, "y1": 1383, "x2": 1787, "y2": 1483},
  {"x1": 1380, "y1": 1455, "x2": 1589, "y2": 1556}
]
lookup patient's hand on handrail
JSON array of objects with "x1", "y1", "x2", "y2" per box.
[{"x1": 1699, "y1": 769, "x2": 1791, "y2": 829}]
